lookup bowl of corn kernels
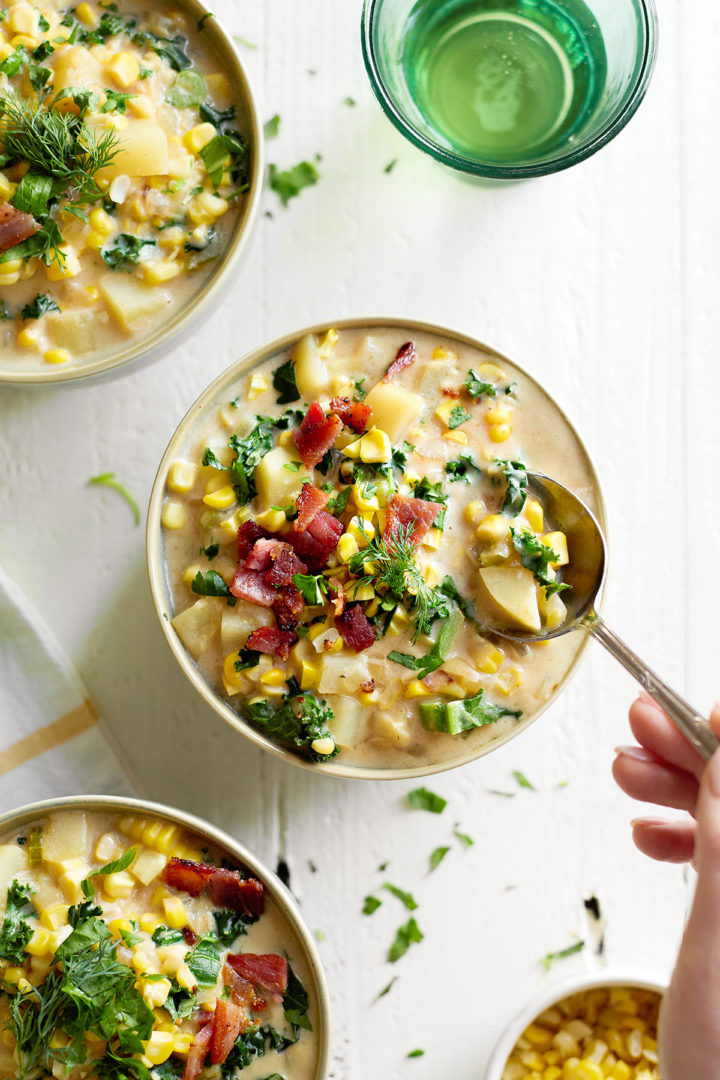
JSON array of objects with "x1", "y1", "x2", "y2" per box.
[
  {"x1": 0, "y1": 0, "x2": 262, "y2": 384},
  {"x1": 484, "y1": 971, "x2": 665, "y2": 1080}
]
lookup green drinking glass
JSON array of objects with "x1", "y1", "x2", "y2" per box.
[{"x1": 362, "y1": 0, "x2": 657, "y2": 178}]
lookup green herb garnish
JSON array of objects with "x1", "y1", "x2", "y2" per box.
[
  {"x1": 247, "y1": 688, "x2": 337, "y2": 761},
  {"x1": 383, "y1": 884, "x2": 417, "y2": 911},
  {"x1": 0, "y1": 881, "x2": 36, "y2": 964},
  {"x1": 510, "y1": 528, "x2": 571, "y2": 597},
  {"x1": 429, "y1": 846, "x2": 449, "y2": 872},
  {"x1": 264, "y1": 114, "x2": 281, "y2": 138},
  {"x1": 191, "y1": 570, "x2": 231, "y2": 598},
  {"x1": 100, "y1": 233, "x2": 156, "y2": 269},
  {"x1": 541, "y1": 940, "x2": 585, "y2": 971},
  {"x1": 464, "y1": 369, "x2": 498, "y2": 400},
  {"x1": 20, "y1": 293, "x2": 59, "y2": 319},
  {"x1": 419, "y1": 690, "x2": 520, "y2": 735},
  {"x1": 512, "y1": 769, "x2": 535, "y2": 790},
  {"x1": 269, "y1": 160, "x2": 320, "y2": 206},
  {"x1": 448, "y1": 404, "x2": 471, "y2": 430},
  {"x1": 407, "y1": 787, "x2": 446, "y2": 814},
  {"x1": 498, "y1": 459, "x2": 528, "y2": 515},
  {"x1": 388, "y1": 918, "x2": 423, "y2": 963},
  {"x1": 363, "y1": 895, "x2": 382, "y2": 915},
  {"x1": 88, "y1": 473, "x2": 140, "y2": 525}
]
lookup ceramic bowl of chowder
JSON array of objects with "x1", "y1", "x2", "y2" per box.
[
  {"x1": 0, "y1": 0, "x2": 262, "y2": 383},
  {"x1": 0, "y1": 795, "x2": 330, "y2": 1078},
  {"x1": 147, "y1": 318, "x2": 606, "y2": 779}
]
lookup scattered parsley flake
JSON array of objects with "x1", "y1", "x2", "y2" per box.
[
  {"x1": 541, "y1": 940, "x2": 585, "y2": 971},
  {"x1": 264, "y1": 114, "x2": 281, "y2": 138},
  {"x1": 383, "y1": 884, "x2": 417, "y2": 911},
  {"x1": 363, "y1": 895, "x2": 382, "y2": 915},
  {"x1": 448, "y1": 404, "x2": 471, "y2": 430},
  {"x1": 385, "y1": 158, "x2": 397, "y2": 173},
  {"x1": 408, "y1": 1049, "x2": 425, "y2": 1058},
  {"x1": 454, "y1": 830, "x2": 474, "y2": 847},
  {"x1": 429, "y1": 846, "x2": 449, "y2": 872},
  {"x1": 269, "y1": 160, "x2": 320, "y2": 206},
  {"x1": 343, "y1": 96, "x2": 356, "y2": 106},
  {"x1": 375, "y1": 977, "x2": 397, "y2": 1001},
  {"x1": 513, "y1": 770, "x2": 535, "y2": 790},
  {"x1": 407, "y1": 787, "x2": 446, "y2": 814},
  {"x1": 388, "y1": 918, "x2": 423, "y2": 963}
]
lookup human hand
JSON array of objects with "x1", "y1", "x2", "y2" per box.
[{"x1": 613, "y1": 694, "x2": 720, "y2": 1080}]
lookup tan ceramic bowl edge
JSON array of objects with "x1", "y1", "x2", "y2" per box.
[
  {"x1": 146, "y1": 315, "x2": 608, "y2": 781},
  {"x1": 0, "y1": 793, "x2": 331, "y2": 1080},
  {"x1": 0, "y1": 0, "x2": 264, "y2": 386}
]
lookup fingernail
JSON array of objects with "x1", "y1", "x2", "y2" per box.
[
  {"x1": 615, "y1": 746, "x2": 654, "y2": 762},
  {"x1": 630, "y1": 817, "x2": 666, "y2": 828}
]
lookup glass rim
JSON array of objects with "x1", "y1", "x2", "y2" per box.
[{"x1": 361, "y1": 0, "x2": 659, "y2": 179}]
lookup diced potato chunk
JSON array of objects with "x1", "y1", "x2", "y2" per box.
[
  {"x1": 46, "y1": 310, "x2": 103, "y2": 354},
  {"x1": 254, "y1": 446, "x2": 304, "y2": 509},
  {"x1": 0, "y1": 845, "x2": 28, "y2": 902},
  {"x1": 98, "y1": 120, "x2": 169, "y2": 179},
  {"x1": 132, "y1": 850, "x2": 167, "y2": 886},
  {"x1": 478, "y1": 566, "x2": 541, "y2": 633},
  {"x1": 172, "y1": 597, "x2": 222, "y2": 659},
  {"x1": 364, "y1": 381, "x2": 423, "y2": 442},
  {"x1": 99, "y1": 274, "x2": 172, "y2": 332},
  {"x1": 220, "y1": 606, "x2": 273, "y2": 652},
  {"x1": 292, "y1": 333, "x2": 328, "y2": 399},
  {"x1": 326, "y1": 696, "x2": 366, "y2": 749},
  {"x1": 538, "y1": 588, "x2": 568, "y2": 629},
  {"x1": 52, "y1": 46, "x2": 103, "y2": 96},
  {"x1": 43, "y1": 812, "x2": 87, "y2": 865},
  {"x1": 373, "y1": 711, "x2": 412, "y2": 749},
  {"x1": 316, "y1": 654, "x2": 371, "y2": 695}
]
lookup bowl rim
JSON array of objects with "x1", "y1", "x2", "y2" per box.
[
  {"x1": 0, "y1": 793, "x2": 331, "y2": 1080},
  {"x1": 483, "y1": 967, "x2": 668, "y2": 1079},
  {"x1": 0, "y1": 0, "x2": 264, "y2": 386},
  {"x1": 361, "y1": 0, "x2": 659, "y2": 180},
  {"x1": 146, "y1": 314, "x2": 608, "y2": 781}
]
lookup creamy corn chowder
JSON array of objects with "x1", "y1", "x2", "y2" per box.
[
  {"x1": 0, "y1": 0, "x2": 249, "y2": 373},
  {"x1": 0, "y1": 809, "x2": 319, "y2": 1079},
  {"x1": 160, "y1": 326, "x2": 601, "y2": 771}
]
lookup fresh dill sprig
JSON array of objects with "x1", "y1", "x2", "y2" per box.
[
  {"x1": 0, "y1": 91, "x2": 119, "y2": 204},
  {"x1": 347, "y1": 523, "x2": 448, "y2": 640}
]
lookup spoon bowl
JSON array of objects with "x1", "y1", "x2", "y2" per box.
[{"x1": 487, "y1": 473, "x2": 719, "y2": 761}]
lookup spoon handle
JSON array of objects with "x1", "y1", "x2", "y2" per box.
[{"x1": 585, "y1": 613, "x2": 719, "y2": 762}]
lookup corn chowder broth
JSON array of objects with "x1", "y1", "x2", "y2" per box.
[
  {"x1": 0, "y1": 808, "x2": 319, "y2": 1079},
  {"x1": 158, "y1": 326, "x2": 602, "y2": 772},
  {"x1": 0, "y1": 0, "x2": 249, "y2": 374}
]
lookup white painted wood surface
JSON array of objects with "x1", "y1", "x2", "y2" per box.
[{"x1": 1, "y1": 0, "x2": 719, "y2": 1074}]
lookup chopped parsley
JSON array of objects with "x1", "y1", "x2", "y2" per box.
[
  {"x1": 200, "y1": 542, "x2": 219, "y2": 560},
  {"x1": 408, "y1": 1049, "x2": 425, "y2": 1058},
  {"x1": 100, "y1": 233, "x2": 156, "y2": 269},
  {"x1": 429, "y1": 846, "x2": 449, "y2": 872},
  {"x1": 384, "y1": 158, "x2": 398, "y2": 173},
  {"x1": 187, "y1": 934, "x2": 221, "y2": 988},
  {"x1": 445, "y1": 452, "x2": 482, "y2": 483},
  {"x1": 269, "y1": 160, "x2": 320, "y2": 206},
  {"x1": 0, "y1": 880, "x2": 36, "y2": 963},
  {"x1": 191, "y1": 570, "x2": 231, "y2": 597},
  {"x1": 388, "y1": 608, "x2": 463, "y2": 681},
  {"x1": 327, "y1": 486, "x2": 351, "y2": 517},
  {"x1": 513, "y1": 769, "x2": 535, "y2": 790},
  {"x1": 388, "y1": 918, "x2": 423, "y2": 963},
  {"x1": 166, "y1": 69, "x2": 206, "y2": 108},
  {"x1": 228, "y1": 416, "x2": 276, "y2": 503},
  {"x1": 408, "y1": 477, "x2": 448, "y2": 528},
  {"x1": 87, "y1": 473, "x2": 140, "y2": 525},
  {"x1": 247, "y1": 687, "x2": 338, "y2": 760},
  {"x1": 454, "y1": 830, "x2": 474, "y2": 848},
  {"x1": 510, "y1": 528, "x2": 571, "y2": 597},
  {"x1": 284, "y1": 963, "x2": 312, "y2": 1034},
  {"x1": 19, "y1": 293, "x2": 60, "y2": 319},
  {"x1": 407, "y1": 787, "x2": 446, "y2": 814},
  {"x1": 213, "y1": 906, "x2": 258, "y2": 947},
  {"x1": 234, "y1": 647, "x2": 262, "y2": 672},
  {"x1": 448, "y1": 404, "x2": 471, "y2": 430},
  {"x1": 439, "y1": 575, "x2": 476, "y2": 619},
  {"x1": 353, "y1": 378, "x2": 366, "y2": 400},
  {"x1": 464, "y1": 369, "x2": 498, "y2": 400},
  {"x1": 264, "y1": 114, "x2": 281, "y2": 138},
  {"x1": 99, "y1": 89, "x2": 136, "y2": 114},
  {"x1": 293, "y1": 573, "x2": 328, "y2": 606},
  {"x1": 498, "y1": 459, "x2": 528, "y2": 515},
  {"x1": 363, "y1": 895, "x2": 382, "y2": 915},
  {"x1": 383, "y1": 884, "x2": 417, "y2": 911}
]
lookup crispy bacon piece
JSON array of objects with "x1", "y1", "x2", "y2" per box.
[
  {"x1": 247, "y1": 625, "x2": 298, "y2": 661},
  {"x1": 162, "y1": 857, "x2": 215, "y2": 896},
  {"x1": 336, "y1": 603, "x2": 376, "y2": 653},
  {"x1": 287, "y1": 510, "x2": 344, "y2": 571},
  {"x1": 328, "y1": 396, "x2": 373, "y2": 433},
  {"x1": 230, "y1": 568, "x2": 278, "y2": 607},
  {"x1": 227, "y1": 953, "x2": 289, "y2": 1003},
  {"x1": 209, "y1": 867, "x2": 265, "y2": 917},
  {"x1": 296, "y1": 483, "x2": 330, "y2": 533},
  {"x1": 224, "y1": 962, "x2": 267, "y2": 1011},
  {"x1": 272, "y1": 585, "x2": 305, "y2": 630},
  {"x1": 327, "y1": 576, "x2": 345, "y2": 618},
  {"x1": 244, "y1": 538, "x2": 280, "y2": 572},
  {"x1": 183, "y1": 1021, "x2": 213, "y2": 1080},
  {"x1": 384, "y1": 494, "x2": 440, "y2": 550},
  {"x1": 237, "y1": 520, "x2": 271, "y2": 560},
  {"x1": 183, "y1": 926, "x2": 199, "y2": 947},
  {"x1": 0, "y1": 201, "x2": 39, "y2": 254},
  {"x1": 383, "y1": 341, "x2": 416, "y2": 383},
  {"x1": 210, "y1": 995, "x2": 247, "y2": 1065},
  {"x1": 293, "y1": 400, "x2": 343, "y2": 469},
  {"x1": 265, "y1": 544, "x2": 307, "y2": 587}
]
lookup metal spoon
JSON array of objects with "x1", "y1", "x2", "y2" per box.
[{"x1": 487, "y1": 473, "x2": 718, "y2": 762}]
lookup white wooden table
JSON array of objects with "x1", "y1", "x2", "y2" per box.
[{"x1": 1, "y1": 0, "x2": 718, "y2": 1074}]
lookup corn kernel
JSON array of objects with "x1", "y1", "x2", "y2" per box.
[
  {"x1": 8, "y1": 3, "x2": 38, "y2": 36},
  {"x1": 75, "y1": 2, "x2": 99, "y2": 27},
  {"x1": 489, "y1": 423, "x2": 512, "y2": 443},
  {"x1": 162, "y1": 500, "x2": 187, "y2": 529},
  {"x1": 89, "y1": 207, "x2": 116, "y2": 237},
  {"x1": 432, "y1": 346, "x2": 458, "y2": 361},
  {"x1": 40, "y1": 904, "x2": 69, "y2": 931},
  {"x1": 44, "y1": 348, "x2": 71, "y2": 365},
  {"x1": 542, "y1": 531, "x2": 569, "y2": 567},
  {"x1": 346, "y1": 581, "x2": 374, "y2": 602},
  {"x1": 486, "y1": 405, "x2": 512, "y2": 425},
  {"x1": 311, "y1": 736, "x2": 336, "y2": 757},
  {"x1": 167, "y1": 460, "x2": 197, "y2": 494},
  {"x1": 107, "y1": 51, "x2": 140, "y2": 88},
  {"x1": 475, "y1": 644, "x2": 504, "y2": 674},
  {"x1": 155, "y1": 825, "x2": 179, "y2": 854},
  {"x1": 103, "y1": 871, "x2": 134, "y2": 899},
  {"x1": 496, "y1": 666, "x2": 523, "y2": 695},
  {"x1": 476, "y1": 514, "x2": 508, "y2": 544},
  {"x1": 162, "y1": 897, "x2": 187, "y2": 929},
  {"x1": 421, "y1": 528, "x2": 442, "y2": 550},
  {"x1": 246, "y1": 372, "x2": 269, "y2": 400},
  {"x1": 405, "y1": 680, "x2": 430, "y2": 699},
  {"x1": 202, "y1": 484, "x2": 235, "y2": 510},
  {"x1": 142, "y1": 259, "x2": 181, "y2": 285},
  {"x1": 17, "y1": 327, "x2": 40, "y2": 349},
  {"x1": 347, "y1": 516, "x2": 375, "y2": 548},
  {"x1": 25, "y1": 928, "x2": 53, "y2": 957},
  {"x1": 173, "y1": 1031, "x2": 194, "y2": 1055},
  {"x1": 351, "y1": 482, "x2": 379, "y2": 513},
  {"x1": 525, "y1": 498, "x2": 544, "y2": 533},
  {"x1": 184, "y1": 122, "x2": 217, "y2": 153},
  {"x1": 46, "y1": 246, "x2": 81, "y2": 281},
  {"x1": 255, "y1": 507, "x2": 286, "y2": 532},
  {"x1": 443, "y1": 429, "x2": 469, "y2": 444},
  {"x1": 142, "y1": 1029, "x2": 175, "y2": 1065},
  {"x1": 337, "y1": 533, "x2": 360, "y2": 563},
  {"x1": 0, "y1": 172, "x2": 17, "y2": 200},
  {"x1": 3, "y1": 966, "x2": 24, "y2": 984},
  {"x1": 260, "y1": 667, "x2": 287, "y2": 687}
]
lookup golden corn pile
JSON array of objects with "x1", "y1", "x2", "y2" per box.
[{"x1": 502, "y1": 985, "x2": 661, "y2": 1080}]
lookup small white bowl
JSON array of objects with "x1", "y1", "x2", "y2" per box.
[{"x1": 484, "y1": 969, "x2": 667, "y2": 1080}]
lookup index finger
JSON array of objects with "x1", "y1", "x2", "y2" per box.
[{"x1": 629, "y1": 694, "x2": 708, "y2": 782}]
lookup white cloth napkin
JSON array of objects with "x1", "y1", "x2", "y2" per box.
[{"x1": 0, "y1": 566, "x2": 133, "y2": 813}]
